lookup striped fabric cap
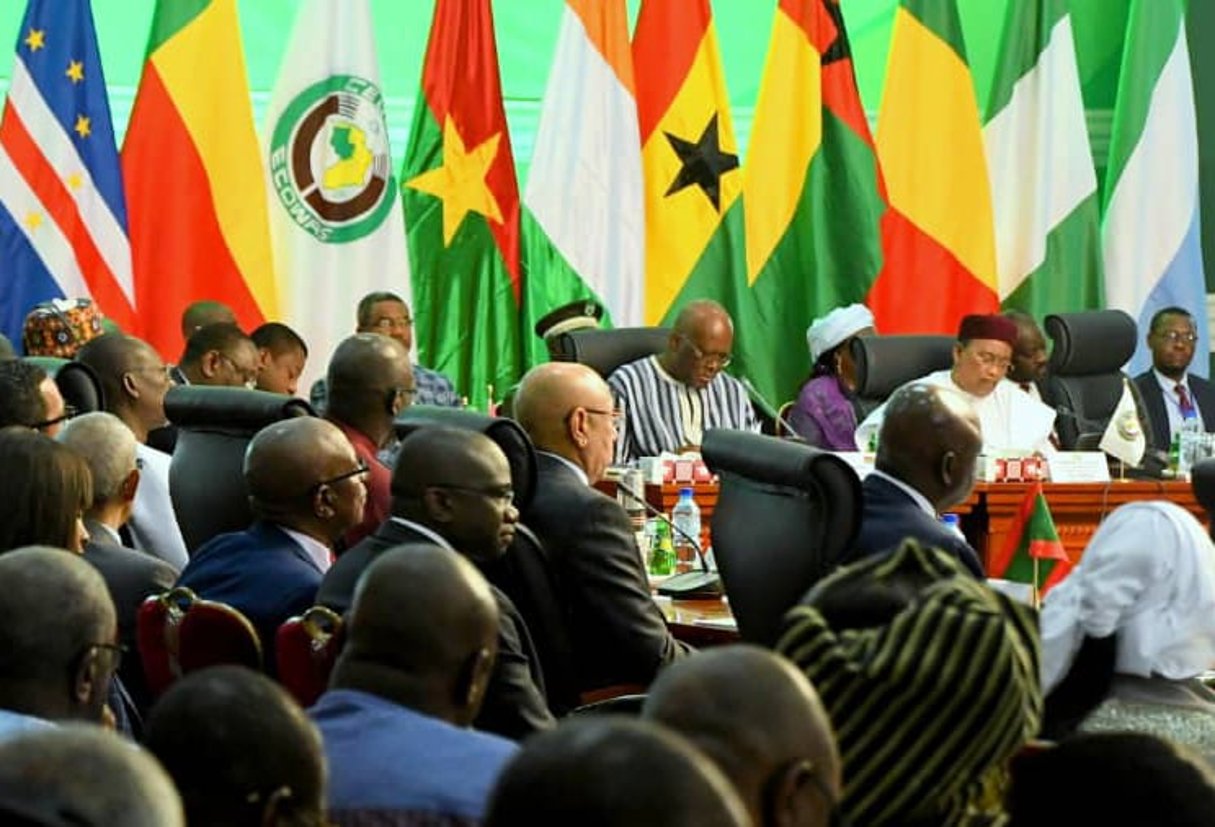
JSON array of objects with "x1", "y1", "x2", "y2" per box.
[{"x1": 777, "y1": 541, "x2": 1042, "y2": 826}]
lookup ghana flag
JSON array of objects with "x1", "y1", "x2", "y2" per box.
[
  {"x1": 402, "y1": 0, "x2": 521, "y2": 411},
  {"x1": 123, "y1": 0, "x2": 275, "y2": 356}
]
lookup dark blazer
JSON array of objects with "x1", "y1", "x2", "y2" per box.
[
  {"x1": 176, "y1": 520, "x2": 323, "y2": 663},
  {"x1": 318, "y1": 519, "x2": 555, "y2": 741},
  {"x1": 1133, "y1": 370, "x2": 1215, "y2": 454},
  {"x1": 517, "y1": 454, "x2": 691, "y2": 695},
  {"x1": 845, "y1": 474, "x2": 984, "y2": 578}
]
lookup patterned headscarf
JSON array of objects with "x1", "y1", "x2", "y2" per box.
[{"x1": 777, "y1": 542, "x2": 1042, "y2": 826}]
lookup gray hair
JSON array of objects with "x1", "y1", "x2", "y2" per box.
[{"x1": 58, "y1": 411, "x2": 137, "y2": 505}]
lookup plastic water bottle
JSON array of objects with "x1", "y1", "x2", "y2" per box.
[
  {"x1": 940, "y1": 513, "x2": 966, "y2": 542},
  {"x1": 1176, "y1": 416, "x2": 1203, "y2": 478},
  {"x1": 671, "y1": 487, "x2": 702, "y2": 574}
]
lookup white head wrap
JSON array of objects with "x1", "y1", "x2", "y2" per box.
[
  {"x1": 806, "y1": 304, "x2": 875, "y2": 364},
  {"x1": 1039, "y1": 500, "x2": 1215, "y2": 693}
]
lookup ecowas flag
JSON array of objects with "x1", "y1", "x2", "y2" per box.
[{"x1": 265, "y1": 0, "x2": 408, "y2": 383}]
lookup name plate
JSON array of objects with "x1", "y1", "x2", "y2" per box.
[{"x1": 1046, "y1": 452, "x2": 1110, "y2": 483}]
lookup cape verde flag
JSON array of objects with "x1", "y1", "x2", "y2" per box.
[{"x1": 0, "y1": 0, "x2": 134, "y2": 346}]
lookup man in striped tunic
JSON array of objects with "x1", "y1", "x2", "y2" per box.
[{"x1": 608, "y1": 300, "x2": 758, "y2": 463}]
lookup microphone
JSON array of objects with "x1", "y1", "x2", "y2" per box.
[
  {"x1": 740, "y1": 376, "x2": 800, "y2": 438},
  {"x1": 616, "y1": 479, "x2": 722, "y2": 599}
]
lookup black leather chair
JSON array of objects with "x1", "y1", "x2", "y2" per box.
[
  {"x1": 1191, "y1": 458, "x2": 1215, "y2": 540},
  {"x1": 1041, "y1": 310, "x2": 1140, "y2": 449},
  {"x1": 702, "y1": 428, "x2": 862, "y2": 647},
  {"x1": 166, "y1": 386, "x2": 315, "y2": 553},
  {"x1": 23, "y1": 356, "x2": 105, "y2": 414},
  {"x1": 850, "y1": 335, "x2": 955, "y2": 414},
  {"x1": 548, "y1": 327, "x2": 669, "y2": 378}
]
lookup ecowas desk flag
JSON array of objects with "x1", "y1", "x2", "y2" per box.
[
  {"x1": 265, "y1": 0, "x2": 409, "y2": 391},
  {"x1": 1099, "y1": 378, "x2": 1147, "y2": 468}
]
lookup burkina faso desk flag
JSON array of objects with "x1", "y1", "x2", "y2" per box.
[{"x1": 988, "y1": 482, "x2": 1071, "y2": 605}]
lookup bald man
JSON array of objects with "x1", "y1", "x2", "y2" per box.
[
  {"x1": 608, "y1": 299, "x2": 758, "y2": 461},
  {"x1": 313, "y1": 545, "x2": 518, "y2": 824},
  {"x1": 176, "y1": 417, "x2": 369, "y2": 659},
  {"x1": 319, "y1": 427, "x2": 553, "y2": 739},
  {"x1": 643, "y1": 646, "x2": 842, "y2": 827},
  {"x1": 843, "y1": 383, "x2": 985, "y2": 577},
  {"x1": 514, "y1": 363, "x2": 690, "y2": 706},
  {"x1": 180, "y1": 299, "x2": 237, "y2": 342}
]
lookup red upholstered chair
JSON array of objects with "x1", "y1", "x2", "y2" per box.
[
  {"x1": 276, "y1": 605, "x2": 345, "y2": 707},
  {"x1": 136, "y1": 587, "x2": 263, "y2": 699}
]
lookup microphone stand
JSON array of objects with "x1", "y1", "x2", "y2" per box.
[
  {"x1": 616, "y1": 481, "x2": 722, "y2": 599},
  {"x1": 740, "y1": 377, "x2": 801, "y2": 438}
]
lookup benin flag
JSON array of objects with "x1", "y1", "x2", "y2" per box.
[
  {"x1": 402, "y1": 0, "x2": 522, "y2": 412},
  {"x1": 633, "y1": 0, "x2": 744, "y2": 329},
  {"x1": 988, "y1": 482, "x2": 1072, "y2": 596},
  {"x1": 123, "y1": 0, "x2": 275, "y2": 357},
  {"x1": 866, "y1": 0, "x2": 997, "y2": 334},
  {"x1": 743, "y1": 0, "x2": 885, "y2": 404}
]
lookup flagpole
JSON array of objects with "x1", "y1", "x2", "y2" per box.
[{"x1": 1032, "y1": 557, "x2": 1041, "y2": 610}]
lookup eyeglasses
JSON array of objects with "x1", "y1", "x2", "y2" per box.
[
  {"x1": 307, "y1": 461, "x2": 370, "y2": 496},
  {"x1": 576, "y1": 406, "x2": 625, "y2": 431},
  {"x1": 127, "y1": 364, "x2": 174, "y2": 383},
  {"x1": 969, "y1": 350, "x2": 1011, "y2": 371},
  {"x1": 30, "y1": 404, "x2": 78, "y2": 431},
  {"x1": 392, "y1": 386, "x2": 418, "y2": 402},
  {"x1": 1158, "y1": 330, "x2": 1199, "y2": 345},
  {"x1": 217, "y1": 352, "x2": 259, "y2": 389},
  {"x1": 682, "y1": 336, "x2": 732, "y2": 369},
  {"x1": 433, "y1": 483, "x2": 515, "y2": 506},
  {"x1": 79, "y1": 641, "x2": 125, "y2": 673},
  {"x1": 371, "y1": 316, "x2": 412, "y2": 332}
]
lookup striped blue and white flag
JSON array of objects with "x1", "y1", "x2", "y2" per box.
[{"x1": 0, "y1": 0, "x2": 134, "y2": 346}]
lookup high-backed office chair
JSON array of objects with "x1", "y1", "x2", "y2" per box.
[
  {"x1": 22, "y1": 356, "x2": 105, "y2": 414},
  {"x1": 850, "y1": 335, "x2": 955, "y2": 414},
  {"x1": 547, "y1": 327, "x2": 669, "y2": 378},
  {"x1": 1042, "y1": 310, "x2": 1140, "y2": 450},
  {"x1": 702, "y1": 428, "x2": 862, "y2": 647},
  {"x1": 276, "y1": 605, "x2": 345, "y2": 708},
  {"x1": 167, "y1": 387, "x2": 315, "y2": 553}
]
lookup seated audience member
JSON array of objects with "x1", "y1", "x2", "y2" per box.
[
  {"x1": 1004, "y1": 310, "x2": 1050, "y2": 397},
  {"x1": 790, "y1": 303, "x2": 875, "y2": 449},
  {"x1": 0, "y1": 725, "x2": 184, "y2": 827},
  {"x1": 176, "y1": 418, "x2": 368, "y2": 658},
  {"x1": 857, "y1": 313, "x2": 1056, "y2": 455},
  {"x1": 310, "y1": 291, "x2": 462, "y2": 412},
  {"x1": 608, "y1": 299, "x2": 758, "y2": 462},
  {"x1": 180, "y1": 299, "x2": 237, "y2": 341},
  {"x1": 0, "y1": 547, "x2": 121, "y2": 739},
  {"x1": 21, "y1": 297, "x2": 105, "y2": 359},
  {"x1": 319, "y1": 427, "x2": 553, "y2": 739},
  {"x1": 58, "y1": 412, "x2": 177, "y2": 711},
  {"x1": 176, "y1": 322, "x2": 260, "y2": 388},
  {"x1": 144, "y1": 666, "x2": 326, "y2": 827},
  {"x1": 1040, "y1": 501, "x2": 1215, "y2": 761},
  {"x1": 534, "y1": 299, "x2": 605, "y2": 359},
  {"x1": 0, "y1": 428, "x2": 90, "y2": 554},
  {"x1": 325, "y1": 333, "x2": 413, "y2": 547},
  {"x1": 485, "y1": 718, "x2": 748, "y2": 827},
  {"x1": 76, "y1": 333, "x2": 187, "y2": 569},
  {"x1": 251, "y1": 321, "x2": 308, "y2": 397},
  {"x1": 1133, "y1": 306, "x2": 1215, "y2": 455},
  {"x1": 1007, "y1": 732, "x2": 1215, "y2": 826},
  {"x1": 840, "y1": 382, "x2": 984, "y2": 577},
  {"x1": 514, "y1": 363, "x2": 691, "y2": 703},
  {"x1": 0, "y1": 359, "x2": 70, "y2": 436},
  {"x1": 313, "y1": 544, "x2": 518, "y2": 824},
  {"x1": 778, "y1": 541, "x2": 1042, "y2": 826},
  {"x1": 643, "y1": 645, "x2": 842, "y2": 827}
]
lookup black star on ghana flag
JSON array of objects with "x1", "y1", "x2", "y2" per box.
[
  {"x1": 663, "y1": 113, "x2": 738, "y2": 212},
  {"x1": 821, "y1": 0, "x2": 851, "y2": 65}
]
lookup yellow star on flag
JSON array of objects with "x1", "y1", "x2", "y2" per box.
[
  {"x1": 73, "y1": 115, "x2": 90, "y2": 138},
  {"x1": 406, "y1": 116, "x2": 503, "y2": 246},
  {"x1": 24, "y1": 29, "x2": 44, "y2": 52},
  {"x1": 24, "y1": 211, "x2": 42, "y2": 230},
  {"x1": 66, "y1": 172, "x2": 83, "y2": 191},
  {"x1": 65, "y1": 60, "x2": 84, "y2": 83}
]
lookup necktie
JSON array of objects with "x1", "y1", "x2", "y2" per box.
[{"x1": 1177, "y1": 383, "x2": 1197, "y2": 420}]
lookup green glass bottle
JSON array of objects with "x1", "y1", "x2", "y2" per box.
[{"x1": 649, "y1": 520, "x2": 675, "y2": 576}]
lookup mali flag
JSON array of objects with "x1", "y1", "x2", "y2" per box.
[
  {"x1": 122, "y1": 0, "x2": 275, "y2": 357},
  {"x1": 988, "y1": 481, "x2": 1071, "y2": 598},
  {"x1": 742, "y1": 0, "x2": 886, "y2": 404},
  {"x1": 402, "y1": 0, "x2": 522, "y2": 411},
  {"x1": 866, "y1": 0, "x2": 998, "y2": 334}
]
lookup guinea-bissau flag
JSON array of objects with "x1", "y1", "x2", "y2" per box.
[
  {"x1": 866, "y1": 0, "x2": 998, "y2": 334},
  {"x1": 988, "y1": 481, "x2": 1072, "y2": 598},
  {"x1": 402, "y1": 0, "x2": 521, "y2": 411},
  {"x1": 122, "y1": 0, "x2": 276, "y2": 357},
  {"x1": 743, "y1": 0, "x2": 885, "y2": 404}
]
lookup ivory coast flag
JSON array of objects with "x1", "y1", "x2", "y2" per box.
[
  {"x1": 743, "y1": 0, "x2": 885, "y2": 403},
  {"x1": 866, "y1": 0, "x2": 997, "y2": 334},
  {"x1": 983, "y1": 0, "x2": 1103, "y2": 317},
  {"x1": 402, "y1": 0, "x2": 522, "y2": 411},
  {"x1": 123, "y1": 0, "x2": 275, "y2": 356},
  {"x1": 521, "y1": 0, "x2": 643, "y2": 368},
  {"x1": 633, "y1": 0, "x2": 744, "y2": 329},
  {"x1": 265, "y1": 0, "x2": 409, "y2": 389}
]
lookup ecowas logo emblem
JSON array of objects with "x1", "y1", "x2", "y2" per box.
[{"x1": 270, "y1": 75, "x2": 396, "y2": 243}]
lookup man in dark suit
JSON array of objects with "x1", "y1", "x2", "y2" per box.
[
  {"x1": 843, "y1": 383, "x2": 985, "y2": 578},
  {"x1": 318, "y1": 427, "x2": 553, "y2": 740},
  {"x1": 1133, "y1": 306, "x2": 1215, "y2": 455},
  {"x1": 177, "y1": 417, "x2": 369, "y2": 660},
  {"x1": 513, "y1": 362, "x2": 691, "y2": 699}
]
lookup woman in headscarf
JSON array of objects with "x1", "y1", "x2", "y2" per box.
[
  {"x1": 788, "y1": 304, "x2": 874, "y2": 450},
  {"x1": 1040, "y1": 500, "x2": 1215, "y2": 761}
]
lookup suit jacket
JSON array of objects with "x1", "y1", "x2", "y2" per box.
[
  {"x1": 1133, "y1": 370, "x2": 1215, "y2": 455},
  {"x1": 318, "y1": 519, "x2": 555, "y2": 741},
  {"x1": 845, "y1": 474, "x2": 984, "y2": 579},
  {"x1": 517, "y1": 454, "x2": 691, "y2": 695}
]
